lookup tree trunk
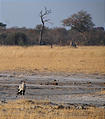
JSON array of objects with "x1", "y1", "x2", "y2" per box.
[{"x1": 39, "y1": 24, "x2": 44, "y2": 45}]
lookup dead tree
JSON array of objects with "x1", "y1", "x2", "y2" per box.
[{"x1": 39, "y1": 7, "x2": 51, "y2": 45}]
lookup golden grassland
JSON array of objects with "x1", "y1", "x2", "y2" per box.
[
  {"x1": 0, "y1": 46, "x2": 105, "y2": 74},
  {"x1": 0, "y1": 99, "x2": 105, "y2": 119}
]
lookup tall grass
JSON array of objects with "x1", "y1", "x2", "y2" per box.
[{"x1": 0, "y1": 46, "x2": 105, "y2": 74}]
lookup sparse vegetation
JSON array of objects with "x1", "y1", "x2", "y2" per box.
[{"x1": 0, "y1": 99, "x2": 105, "y2": 119}]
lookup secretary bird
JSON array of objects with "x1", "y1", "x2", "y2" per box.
[{"x1": 17, "y1": 81, "x2": 26, "y2": 95}]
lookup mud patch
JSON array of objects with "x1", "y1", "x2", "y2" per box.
[{"x1": 0, "y1": 72, "x2": 105, "y2": 107}]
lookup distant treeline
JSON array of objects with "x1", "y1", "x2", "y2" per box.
[{"x1": 0, "y1": 26, "x2": 105, "y2": 46}]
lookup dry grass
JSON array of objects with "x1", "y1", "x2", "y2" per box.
[
  {"x1": 0, "y1": 99, "x2": 105, "y2": 119},
  {"x1": 0, "y1": 46, "x2": 105, "y2": 74}
]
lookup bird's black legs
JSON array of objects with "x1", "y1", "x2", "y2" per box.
[{"x1": 23, "y1": 90, "x2": 25, "y2": 95}]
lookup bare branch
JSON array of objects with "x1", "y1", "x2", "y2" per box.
[
  {"x1": 39, "y1": 7, "x2": 52, "y2": 45},
  {"x1": 44, "y1": 19, "x2": 50, "y2": 22},
  {"x1": 40, "y1": 7, "x2": 51, "y2": 18}
]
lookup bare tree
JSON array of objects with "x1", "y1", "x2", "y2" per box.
[{"x1": 39, "y1": 7, "x2": 51, "y2": 45}]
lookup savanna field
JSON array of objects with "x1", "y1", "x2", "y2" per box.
[
  {"x1": 0, "y1": 46, "x2": 105, "y2": 74},
  {"x1": 0, "y1": 46, "x2": 105, "y2": 119}
]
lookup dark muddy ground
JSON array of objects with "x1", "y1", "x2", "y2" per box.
[{"x1": 0, "y1": 72, "x2": 105, "y2": 107}]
